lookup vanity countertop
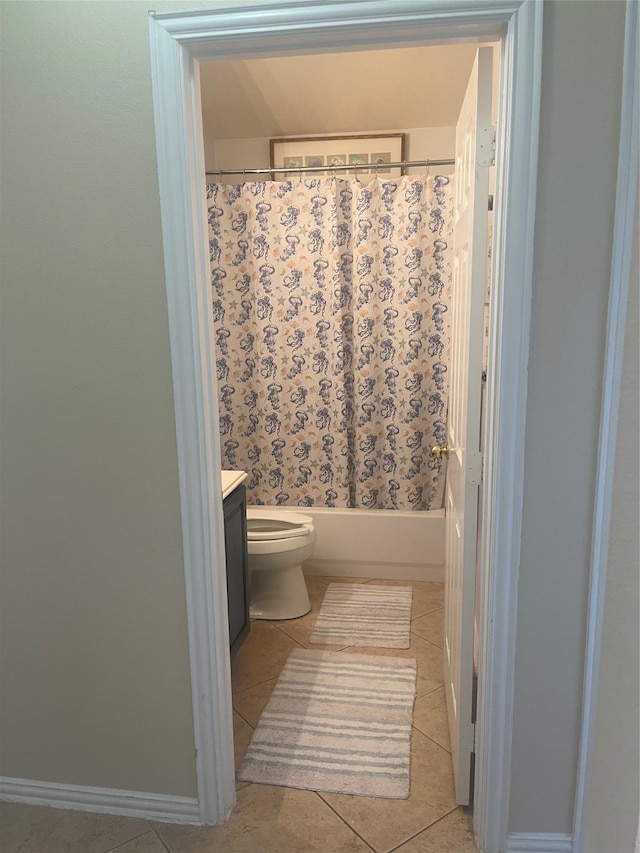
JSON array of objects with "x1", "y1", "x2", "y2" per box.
[{"x1": 221, "y1": 469, "x2": 248, "y2": 499}]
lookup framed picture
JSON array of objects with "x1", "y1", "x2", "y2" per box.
[{"x1": 270, "y1": 133, "x2": 405, "y2": 179}]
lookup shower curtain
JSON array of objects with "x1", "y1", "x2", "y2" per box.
[{"x1": 207, "y1": 174, "x2": 453, "y2": 510}]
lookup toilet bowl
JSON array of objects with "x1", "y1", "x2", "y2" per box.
[{"x1": 246, "y1": 508, "x2": 316, "y2": 620}]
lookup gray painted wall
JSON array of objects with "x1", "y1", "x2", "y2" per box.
[
  {"x1": 0, "y1": 0, "x2": 633, "y2": 838},
  {"x1": 583, "y1": 196, "x2": 639, "y2": 853},
  {"x1": 509, "y1": 0, "x2": 626, "y2": 833},
  {"x1": 0, "y1": 0, "x2": 212, "y2": 797}
]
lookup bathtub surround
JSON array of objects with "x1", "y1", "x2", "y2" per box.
[
  {"x1": 269, "y1": 505, "x2": 446, "y2": 582},
  {"x1": 310, "y1": 583, "x2": 413, "y2": 648},
  {"x1": 238, "y1": 648, "x2": 417, "y2": 799},
  {"x1": 209, "y1": 174, "x2": 453, "y2": 511}
]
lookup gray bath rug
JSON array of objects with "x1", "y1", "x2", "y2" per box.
[
  {"x1": 238, "y1": 648, "x2": 417, "y2": 798},
  {"x1": 309, "y1": 582, "x2": 413, "y2": 648}
]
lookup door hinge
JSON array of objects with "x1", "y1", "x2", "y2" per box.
[
  {"x1": 471, "y1": 671, "x2": 478, "y2": 751},
  {"x1": 466, "y1": 451, "x2": 483, "y2": 486},
  {"x1": 477, "y1": 124, "x2": 495, "y2": 168}
]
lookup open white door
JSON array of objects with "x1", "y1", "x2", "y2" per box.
[{"x1": 439, "y1": 47, "x2": 493, "y2": 806}]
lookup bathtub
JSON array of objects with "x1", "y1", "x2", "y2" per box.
[{"x1": 250, "y1": 505, "x2": 445, "y2": 582}]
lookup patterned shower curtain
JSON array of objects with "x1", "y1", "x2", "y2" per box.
[{"x1": 207, "y1": 174, "x2": 453, "y2": 510}]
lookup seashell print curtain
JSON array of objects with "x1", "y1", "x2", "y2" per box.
[{"x1": 208, "y1": 174, "x2": 453, "y2": 510}]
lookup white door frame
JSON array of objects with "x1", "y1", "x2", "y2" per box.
[{"x1": 149, "y1": 2, "x2": 543, "y2": 850}]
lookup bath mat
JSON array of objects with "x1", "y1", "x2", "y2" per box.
[
  {"x1": 309, "y1": 583, "x2": 413, "y2": 649},
  {"x1": 238, "y1": 648, "x2": 416, "y2": 798}
]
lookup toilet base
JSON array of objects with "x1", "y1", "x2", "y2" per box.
[{"x1": 249, "y1": 563, "x2": 311, "y2": 620}]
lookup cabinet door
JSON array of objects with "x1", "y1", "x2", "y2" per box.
[{"x1": 223, "y1": 485, "x2": 249, "y2": 657}]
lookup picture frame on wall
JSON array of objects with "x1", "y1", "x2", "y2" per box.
[{"x1": 270, "y1": 133, "x2": 405, "y2": 179}]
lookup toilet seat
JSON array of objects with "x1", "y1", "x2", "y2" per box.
[{"x1": 246, "y1": 508, "x2": 314, "y2": 541}]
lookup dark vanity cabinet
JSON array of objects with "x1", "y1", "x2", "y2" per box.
[{"x1": 223, "y1": 484, "x2": 249, "y2": 657}]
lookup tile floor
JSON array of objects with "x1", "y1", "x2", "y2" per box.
[{"x1": 0, "y1": 576, "x2": 477, "y2": 853}]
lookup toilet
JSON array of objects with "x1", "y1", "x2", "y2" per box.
[{"x1": 246, "y1": 508, "x2": 316, "y2": 620}]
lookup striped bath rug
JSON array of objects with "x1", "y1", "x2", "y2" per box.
[
  {"x1": 238, "y1": 649, "x2": 417, "y2": 798},
  {"x1": 309, "y1": 583, "x2": 413, "y2": 649}
]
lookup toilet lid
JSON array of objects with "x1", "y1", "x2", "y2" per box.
[{"x1": 246, "y1": 509, "x2": 314, "y2": 541}]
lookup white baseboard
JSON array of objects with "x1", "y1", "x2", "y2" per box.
[
  {"x1": 0, "y1": 776, "x2": 201, "y2": 825},
  {"x1": 505, "y1": 832, "x2": 573, "y2": 852},
  {"x1": 304, "y1": 558, "x2": 444, "y2": 582}
]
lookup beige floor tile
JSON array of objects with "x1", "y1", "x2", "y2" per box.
[
  {"x1": 343, "y1": 632, "x2": 443, "y2": 698},
  {"x1": 363, "y1": 580, "x2": 444, "y2": 620},
  {"x1": 278, "y1": 610, "x2": 346, "y2": 652},
  {"x1": 407, "y1": 582, "x2": 444, "y2": 619},
  {"x1": 275, "y1": 617, "x2": 345, "y2": 650},
  {"x1": 231, "y1": 620, "x2": 298, "y2": 693},
  {"x1": 106, "y1": 831, "x2": 168, "y2": 853},
  {"x1": 302, "y1": 575, "x2": 334, "y2": 600},
  {"x1": 0, "y1": 802, "x2": 151, "y2": 853},
  {"x1": 412, "y1": 687, "x2": 451, "y2": 753},
  {"x1": 154, "y1": 785, "x2": 373, "y2": 853},
  {"x1": 391, "y1": 806, "x2": 477, "y2": 852},
  {"x1": 233, "y1": 710, "x2": 255, "y2": 792},
  {"x1": 411, "y1": 607, "x2": 444, "y2": 647},
  {"x1": 233, "y1": 676, "x2": 278, "y2": 728},
  {"x1": 320, "y1": 729, "x2": 456, "y2": 853},
  {"x1": 233, "y1": 710, "x2": 254, "y2": 770},
  {"x1": 273, "y1": 577, "x2": 350, "y2": 650}
]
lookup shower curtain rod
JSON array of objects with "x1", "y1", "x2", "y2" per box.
[{"x1": 205, "y1": 158, "x2": 455, "y2": 178}]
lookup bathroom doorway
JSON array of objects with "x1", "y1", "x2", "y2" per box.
[
  {"x1": 201, "y1": 41, "x2": 494, "y2": 811},
  {"x1": 149, "y1": 3, "x2": 542, "y2": 849}
]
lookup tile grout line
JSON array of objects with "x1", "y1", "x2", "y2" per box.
[
  {"x1": 231, "y1": 670, "x2": 282, "y2": 694},
  {"x1": 409, "y1": 632, "x2": 444, "y2": 652},
  {"x1": 314, "y1": 791, "x2": 379, "y2": 853},
  {"x1": 150, "y1": 824, "x2": 173, "y2": 853},
  {"x1": 233, "y1": 703, "x2": 256, "y2": 731},
  {"x1": 410, "y1": 605, "x2": 445, "y2": 617},
  {"x1": 386, "y1": 805, "x2": 463, "y2": 853},
  {"x1": 151, "y1": 825, "x2": 173, "y2": 853},
  {"x1": 410, "y1": 606, "x2": 445, "y2": 620},
  {"x1": 411, "y1": 639, "x2": 444, "y2": 650},
  {"x1": 102, "y1": 828, "x2": 160, "y2": 853},
  {"x1": 269, "y1": 621, "x2": 307, "y2": 648},
  {"x1": 411, "y1": 722, "x2": 452, "y2": 755},
  {"x1": 415, "y1": 682, "x2": 443, "y2": 698}
]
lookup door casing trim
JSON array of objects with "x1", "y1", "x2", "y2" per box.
[{"x1": 149, "y1": 3, "x2": 543, "y2": 850}]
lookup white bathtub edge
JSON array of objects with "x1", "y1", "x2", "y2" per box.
[{"x1": 304, "y1": 559, "x2": 444, "y2": 583}]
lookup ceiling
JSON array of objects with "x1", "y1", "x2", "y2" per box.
[{"x1": 199, "y1": 45, "x2": 479, "y2": 140}]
